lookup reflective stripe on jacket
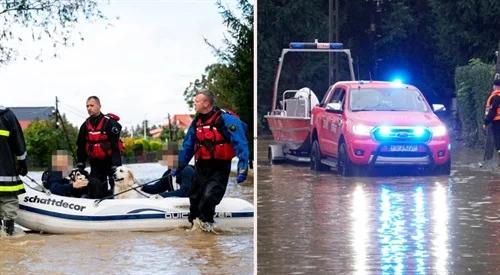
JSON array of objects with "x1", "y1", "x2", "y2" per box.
[{"x1": 0, "y1": 107, "x2": 26, "y2": 195}]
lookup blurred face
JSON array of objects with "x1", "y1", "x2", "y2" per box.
[
  {"x1": 86, "y1": 98, "x2": 101, "y2": 116},
  {"x1": 494, "y1": 84, "x2": 500, "y2": 91},
  {"x1": 160, "y1": 146, "x2": 179, "y2": 168},
  {"x1": 52, "y1": 153, "x2": 73, "y2": 176},
  {"x1": 194, "y1": 94, "x2": 212, "y2": 114}
]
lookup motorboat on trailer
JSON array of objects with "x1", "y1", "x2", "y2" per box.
[
  {"x1": 264, "y1": 41, "x2": 356, "y2": 163},
  {"x1": 16, "y1": 185, "x2": 253, "y2": 234}
]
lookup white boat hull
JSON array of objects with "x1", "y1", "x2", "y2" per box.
[{"x1": 17, "y1": 187, "x2": 253, "y2": 234}]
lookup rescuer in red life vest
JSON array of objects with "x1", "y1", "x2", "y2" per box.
[
  {"x1": 177, "y1": 89, "x2": 249, "y2": 233},
  {"x1": 76, "y1": 96, "x2": 122, "y2": 198}
]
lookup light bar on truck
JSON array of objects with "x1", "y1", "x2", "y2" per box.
[{"x1": 289, "y1": 42, "x2": 343, "y2": 49}]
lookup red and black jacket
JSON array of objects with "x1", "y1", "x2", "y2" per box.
[
  {"x1": 194, "y1": 110, "x2": 235, "y2": 161},
  {"x1": 77, "y1": 113, "x2": 122, "y2": 166}
]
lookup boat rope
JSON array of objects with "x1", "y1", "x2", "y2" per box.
[
  {"x1": 94, "y1": 171, "x2": 172, "y2": 206},
  {"x1": 22, "y1": 174, "x2": 52, "y2": 196}
]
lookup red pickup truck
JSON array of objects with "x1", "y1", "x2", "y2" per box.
[{"x1": 310, "y1": 81, "x2": 451, "y2": 176}]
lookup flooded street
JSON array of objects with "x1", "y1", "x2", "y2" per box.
[
  {"x1": 0, "y1": 163, "x2": 253, "y2": 275},
  {"x1": 258, "y1": 139, "x2": 500, "y2": 274}
]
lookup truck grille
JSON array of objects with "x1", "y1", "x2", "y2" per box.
[{"x1": 372, "y1": 127, "x2": 431, "y2": 143}]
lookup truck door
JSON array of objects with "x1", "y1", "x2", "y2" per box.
[
  {"x1": 324, "y1": 87, "x2": 346, "y2": 156},
  {"x1": 315, "y1": 86, "x2": 334, "y2": 155}
]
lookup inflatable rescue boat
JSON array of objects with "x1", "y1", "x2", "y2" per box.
[{"x1": 16, "y1": 185, "x2": 253, "y2": 234}]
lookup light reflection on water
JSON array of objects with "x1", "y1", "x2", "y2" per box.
[
  {"x1": 350, "y1": 183, "x2": 450, "y2": 275},
  {"x1": 379, "y1": 186, "x2": 407, "y2": 275},
  {"x1": 432, "y1": 182, "x2": 449, "y2": 275},
  {"x1": 413, "y1": 186, "x2": 426, "y2": 275},
  {"x1": 259, "y1": 140, "x2": 500, "y2": 274},
  {"x1": 352, "y1": 185, "x2": 368, "y2": 275}
]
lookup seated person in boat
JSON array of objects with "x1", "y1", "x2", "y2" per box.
[
  {"x1": 42, "y1": 150, "x2": 107, "y2": 198},
  {"x1": 141, "y1": 144, "x2": 193, "y2": 197}
]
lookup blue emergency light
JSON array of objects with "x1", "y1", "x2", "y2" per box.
[
  {"x1": 392, "y1": 79, "x2": 403, "y2": 86},
  {"x1": 289, "y1": 42, "x2": 343, "y2": 49},
  {"x1": 379, "y1": 126, "x2": 392, "y2": 137},
  {"x1": 413, "y1": 126, "x2": 425, "y2": 137}
]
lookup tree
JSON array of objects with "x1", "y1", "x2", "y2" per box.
[
  {"x1": 24, "y1": 115, "x2": 78, "y2": 168},
  {"x1": 257, "y1": 0, "x2": 329, "y2": 132},
  {"x1": 0, "y1": 0, "x2": 105, "y2": 64}
]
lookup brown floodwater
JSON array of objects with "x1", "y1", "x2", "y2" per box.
[
  {"x1": 0, "y1": 163, "x2": 254, "y2": 275},
  {"x1": 258, "y1": 139, "x2": 500, "y2": 274}
]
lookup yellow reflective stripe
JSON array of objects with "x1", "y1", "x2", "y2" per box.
[
  {"x1": 0, "y1": 183, "x2": 24, "y2": 192},
  {"x1": 0, "y1": 129, "x2": 10, "y2": 137}
]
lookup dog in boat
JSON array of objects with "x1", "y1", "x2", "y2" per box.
[
  {"x1": 113, "y1": 166, "x2": 146, "y2": 199},
  {"x1": 68, "y1": 169, "x2": 89, "y2": 185},
  {"x1": 67, "y1": 169, "x2": 106, "y2": 198}
]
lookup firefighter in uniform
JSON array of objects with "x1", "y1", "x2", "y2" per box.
[
  {"x1": 76, "y1": 96, "x2": 122, "y2": 198},
  {"x1": 483, "y1": 79, "x2": 500, "y2": 156},
  {"x1": 0, "y1": 106, "x2": 28, "y2": 236},
  {"x1": 177, "y1": 89, "x2": 249, "y2": 232}
]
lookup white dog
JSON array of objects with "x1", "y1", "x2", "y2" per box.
[{"x1": 113, "y1": 166, "x2": 145, "y2": 199}]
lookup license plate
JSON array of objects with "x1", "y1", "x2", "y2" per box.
[{"x1": 389, "y1": 145, "x2": 418, "y2": 152}]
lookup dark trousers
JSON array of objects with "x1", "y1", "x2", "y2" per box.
[
  {"x1": 493, "y1": 121, "x2": 500, "y2": 151},
  {"x1": 89, "y1": 158, "x2": 114, "y2": 197},
  {"x1": 189, "y1": 160, "x2": 231, "y2": 223}
]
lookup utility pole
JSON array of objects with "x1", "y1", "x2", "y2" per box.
[
  {"x1": 143, "y1": 119, "x2": 148, "y2": 140},
  {"x1": 329, "y1": 0, "x2": 339, "y2": 84},
  {"x1": 495, "y1": 40, "x2": 500, "y2": 79},
  {"x1": 55, "y1": 96, "x2": 76, "y2": 161},
  {"x1": 167, "y1": 113, "x2": 173, "y2": 142}
]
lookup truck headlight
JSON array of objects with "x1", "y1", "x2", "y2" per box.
[
  {"x1": 352, "y1": 124, "x2": 373, "y2": 136},
  {"x1": 431, "y1": 125, "x2": 447, "y2": 137}
]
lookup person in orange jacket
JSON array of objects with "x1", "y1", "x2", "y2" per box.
[{"x1": 483, "y1": 79, "x2": 500, "y2": 156}]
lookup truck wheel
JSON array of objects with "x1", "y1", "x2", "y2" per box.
[
  {"x1": 268, "y1": 146, "x2": 282, "y2": 165},
  {"x1": 433, "y1": 159, "x2": 451, "y2": 175},
  {"x1": 311, "y1": 140, "x2": 328, "y2": 171},
  {"x1": 338, "y1": 142, "x2": 354, "y2": 177}
]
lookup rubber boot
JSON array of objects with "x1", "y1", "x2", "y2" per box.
[{"x1": 4, "y1": 220, "x2": 14, "y2": 236}]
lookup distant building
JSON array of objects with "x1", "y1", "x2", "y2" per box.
[
  {"x1": 9, "y1": 106, "x2": 55, "y2": 129},
  {"x1": 149, "y1": 127, "x2": 163, "y2": 138},
  {"x1": 148, "y1": 114, "x2": 194, "y2": 139},
  {"x1": 171, "y1": 114, "x2": 193, "y2": 132}
]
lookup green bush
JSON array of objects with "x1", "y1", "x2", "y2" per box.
[
  {"x1": 122, "y1": 137, "x2": 165, "y2": 154},
  {"x1": 149, "y1": 140, "x2": 163, "y2": 151},
  {"x1": 24, "y1": 119, "x2": 78, "y2": 168},
  {"x1": 455, "y1": 59, "x2": 495, "y2": 146}
]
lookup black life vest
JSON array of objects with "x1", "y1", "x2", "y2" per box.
[{"x1": 194, "y1": 110, "x2": 235, "y2": 161}]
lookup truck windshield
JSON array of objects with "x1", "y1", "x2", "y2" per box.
[{"x1": 350, "y1": 88, "x2": 429, "y2": 112}]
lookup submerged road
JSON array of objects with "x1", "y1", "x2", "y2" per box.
[{"x1": 258, "y1": 139, "x2": 500, "y2": 274}]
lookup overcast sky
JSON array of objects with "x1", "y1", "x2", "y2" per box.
[{"x1": 0, "y1": 0, "x2": 238, "y2": 130}]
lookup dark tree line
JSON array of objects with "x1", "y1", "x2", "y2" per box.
[{"x1": 258, "y1": 0, "x2": 500, "y2": 132}]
